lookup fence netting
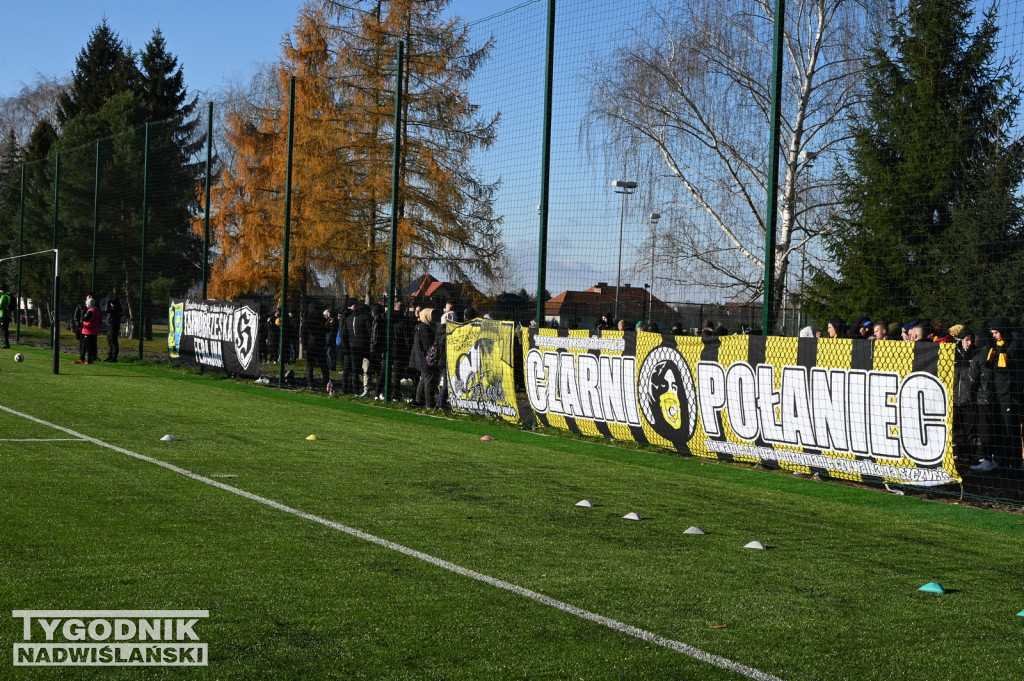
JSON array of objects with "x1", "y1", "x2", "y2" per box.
[{"x1": 1, "y1": 0, "x2": 1023, "y2": 503}]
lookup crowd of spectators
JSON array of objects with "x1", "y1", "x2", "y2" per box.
[{"x1": 255, "y1": 301, "x2": 1021, "y2": 476}]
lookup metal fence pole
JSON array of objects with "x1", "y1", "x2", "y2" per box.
[
  {"x1": 384, "y1": 40, "x2": 405, "y2": 402},
  {"x1": 761, "y1": 0, "x2": 786, "y2": 335},
  {"x1": 51, "y1": 152, "x2": 59, "y2": 348},
  {"x1": 91, "y1": 139, "x2": 99, "y2": 293},
  {"x1": 202, "y1": 101, "x2": 213, "y2": 300},
  {"x1": 535, "y1": 0, "x2": 556, "y2": 327},
  {"x1": 16, "y1": 163, "x2": 24, "y2": 342},
  {"x1": 138, "y1": 123, "x2": 149, "y2": 359},
  {"x1": 278, "y1": 76, "x2": 296, "y2": 388}
]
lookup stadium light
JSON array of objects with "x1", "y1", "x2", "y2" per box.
[{"x1": 611, "y1": 180, "x2": 637, "y2": 319}]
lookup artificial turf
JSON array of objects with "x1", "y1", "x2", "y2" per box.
[{"x1": 1, "y1": 345, "x2": 1022, "y2": 680}]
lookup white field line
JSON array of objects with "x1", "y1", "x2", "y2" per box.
[{"x1": 0, "y1": 404, "x2": 783, "y2": 681}]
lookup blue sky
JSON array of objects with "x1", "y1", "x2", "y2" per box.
[
  {"x1": 0, "y1": 0, "x2": 498, "y2": 98},
  {"x1": 0, "y1": 0, "x2": 664, "y2": 303}
]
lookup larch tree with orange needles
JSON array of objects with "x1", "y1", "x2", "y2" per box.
[{"x1": 202, "y1": 0, "x2": 502, "y2": 302}]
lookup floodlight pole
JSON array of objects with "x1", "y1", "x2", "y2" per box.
[{"x1": 611, "y1": 180, "x2": 637, "y2": 320}]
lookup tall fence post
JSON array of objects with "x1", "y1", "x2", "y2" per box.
[
  {"x1": 384, "y1": 40, "x2": 405, "y2": 402},
  {"x1": 278, "y1": 76, "x2": 296, "y2": 388},
  {"x1": 51, "y1": 151, "x2": 60, "y2": 347},
  {"x1": 16, "y1": 163, "x2": 24, "y2": 342},
  {"x1": 91, "y1": 139, "x2": 99, "y2": 293},
  {"x1": 138, "y1": 123, "x2": 149, "y2": 359},
  {"x1": 535, "y1": 0, "x2": 556, "y2": 327},
  {"x1": 761, "y1": 0, "x2": 786, "y2": 335},
  {"x1": 202, "y1": 101, "x2": 213, "y2": 300}
]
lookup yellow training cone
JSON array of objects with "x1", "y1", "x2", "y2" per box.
[{"x1": 306, "y1": 434, "x2": 319, "y2": 441}]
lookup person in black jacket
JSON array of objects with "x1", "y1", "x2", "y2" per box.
[
  {"x1": 303, "y1": 305, "x2": 331, "y2": 391},
  {"x1": 408, "y1": 308, "x2": 438, "y2": 407},
  {"x1": 104, "y1": 294, "x2": 122, "y2": 362},
  {"x1": 349, "y1": 303, "x2": 373, "y2": 397},
  {"x1": 952, "y1": 328, "x2": 977, "y2": 462},
  {"x1": 971, "y1": 317, "x2": 1021, "y2": 472},
  {"x1": 323, "y1": 309, "x2": 338, "y2": 371},
  {"x1": 367, "y1": 303, "x2": 386, "y2": 397},
  {"x1": 338, "y1": 303, "x2": 356, "y2": 394},
  {"x1": 377, "y1": 302, "x2": 414, "y2": 401}
]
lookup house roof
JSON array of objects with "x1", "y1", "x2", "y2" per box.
[{"x1": 545, "y1": 284, "x2": 674, "y2": 316}]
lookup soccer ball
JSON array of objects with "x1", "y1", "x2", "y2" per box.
[{"x1": 14, "y1": 353, "x2": 24, "y2": 362}]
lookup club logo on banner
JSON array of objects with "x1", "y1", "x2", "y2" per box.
[
  {"x1": 446, "y1": 319, "x2": 520, "y2": 423},
  {"x1": 167, "y1": 299, "x2": 261, "y2": 378},
  {"x1": 523, "y1": 328, "x2": 960, "y2": 486}
]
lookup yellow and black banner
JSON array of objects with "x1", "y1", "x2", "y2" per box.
[
  {"x1": 446, "y1": 319, "x2": 520, "y2": 423},
  {"x1": 522, "y1": 329, "x2": 960, "y2": 486}
]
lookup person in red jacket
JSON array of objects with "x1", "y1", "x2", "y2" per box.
[{"x1": 74, "y1": 293, "x2": 101, "y2": 364}]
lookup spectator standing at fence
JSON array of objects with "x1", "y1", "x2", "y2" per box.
[
  {"x1": 303, "y1": 305, "x2": 330, "y2": 391},
  {"x1": 323, "y1": 309, "x2": 338, "y2": 371},
  {"x1": 376, "y1": 302, "x2": 412, "y2": 401},
  {"x1": 907, "y1": 324, "x2": 927, "y2": 342},
  {"x1": 366, "y1": 303, "x2": 387, "y2": 398},
  {"x1": 435, "y1": 310, "x2": 455, "y2": 410},
  {"x1": 952, "y1": 328, "x2": 978, "y2": 462},
  {"x1": 900, "y1": 321, "x2": 920, "y2": 341},
  {"x1": 871, "y1": 321, "x2": 888, "y2": 341},
  {"x1": 409, "y1": 308, "x2": 438, "y2": 407},
  {"x1": 971, "y1": 317, "x2": 1021, "y2": 472},
  {"x1": 70, "y1": 299, "x2": 85, "y2": 343},
  {"x1": 338, "y1": 302, "x2": 355, "y2": 393},
  {"x1": 74, "y1": 293, "x2": 100, "y2": 365},
  {"x1": 855, "y1": 317, "x2": 873, "y2": 340},
  {"x1": 597, "y1": 313, "x2": 614, "y2": 331},
  {"x1": 284, "y1": 310, "x2": 299, "y2": 364},
  {"x1": 350, "y1": 302, "x2": 373, "y2": 397},
  {"x1": 826, "y1": 318, "x2": 848, "y2": 339},
  {"x1": 104, "y1": 294, "x2": 121, "y2": 362},
  {"x1": 266, "y1": 311, "x2": 279, "y2": 363},
  {"x1": 0, "y1": 284, "x2": 11, "y2": 349}
]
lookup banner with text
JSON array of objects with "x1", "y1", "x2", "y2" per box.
[
  {"x1": 168, "y1": 299, "x2": 260, "y2": 378},
  {"x1": 446, "y1": 319, "x2": 520, "y2": 423},
  {"x1": 522, "y1": 329, "x2": 959, "y2": 486}
]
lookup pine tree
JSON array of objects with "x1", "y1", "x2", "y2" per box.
[
  {"x1": 135, "y1": 28, "x2": 204, "y2": 314},
  {"x1": 807, "y1": 0, "x2": 1024, "y2": 327},
  {"x1": 56, "y1": 19, "x2": 140, "y2": 128}
]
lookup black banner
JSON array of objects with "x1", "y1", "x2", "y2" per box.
[{"x1": 168, "y1": 299, "x2": 261, "y2": 378}]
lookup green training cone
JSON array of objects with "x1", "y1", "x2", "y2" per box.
[{"x1": 918, "y1": 582, "x2": 946, "y2": 594}]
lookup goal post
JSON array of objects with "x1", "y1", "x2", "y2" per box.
[{"x1": 0, "y1": 248, "x2": 60, "y2": 375}]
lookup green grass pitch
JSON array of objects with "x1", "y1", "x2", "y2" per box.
[{"x1": 1, "y1": 345, "x2": 1022, "y2": 680}]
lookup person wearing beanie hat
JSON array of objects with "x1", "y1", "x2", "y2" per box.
[
  {"x1": 971, "y1": 317, "x2": 1020, "y2": 472},
  {"x1": 948, "y1": 324, "x2": 965, "y2": 338},
  {"x1": 798, "y1": 325, "x2": 817, "y2": 338}
]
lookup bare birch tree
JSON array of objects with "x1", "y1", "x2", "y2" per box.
[{"x1": 588, "y1": 0, "x2": 884, "y2": 327}]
